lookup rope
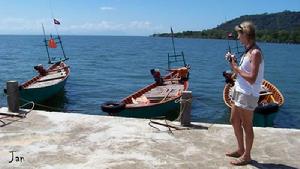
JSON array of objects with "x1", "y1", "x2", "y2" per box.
[
  {"x1": 18, "y1": 97, "x2": 63, "y2": 112},
  {"x1": 148, "y1": 119, "x2": 173, "y2": 134},
  {"x1": 0, "y1": 96, "x2": 35, "y2": 118},
  {"x1": 19, "y1": 97, "x2": 82, "y2": 113},
  {"x1": 3, "y1": 93, "x2": 82, "y2": 114},
  {"x1": 19, "y1": 101, "x2": 35, "y2": 117},
  {"x1": 148, "y1": 97, "x2": 192, "y2": 133},
  {"x1": 175, "y1": 97, "x2": 192, "y2": 121},
  {"x1": 148, "y1": 119, "x2": 190, "y2": 134}
]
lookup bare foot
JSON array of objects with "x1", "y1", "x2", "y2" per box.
[
  {"x1": 230, "y1": 157, "x2": 252, "y2": 166},
  {"x1": 225, "y1": 150, "x2": 243, "y2": 158}
]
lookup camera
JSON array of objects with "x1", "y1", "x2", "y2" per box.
[{"x1": 225, "y1": 53, "x2": 236, "y2": 63}]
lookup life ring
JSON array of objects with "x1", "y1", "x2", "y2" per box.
[
  {"x1": 101, "y1": 101, "x2": 125, "y2": 115},
  {"x1": 255, "y1": 103, "x2": 279, "y2": 115}
]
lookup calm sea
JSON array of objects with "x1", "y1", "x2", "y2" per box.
[{"x1": 0, "y1": 35, "x2": 299, "y2": 128}]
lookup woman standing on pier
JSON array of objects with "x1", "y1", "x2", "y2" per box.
[{"x1": 225, "y1": 21, "x2": 264, "y2": 166}]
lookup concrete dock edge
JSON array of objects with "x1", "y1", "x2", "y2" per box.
[{"x1": 1, "y1": 107, "x2": 299, "y2": 169}]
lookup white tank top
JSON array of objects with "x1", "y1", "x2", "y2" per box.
[{"x1": 235, "y1": 49, "x2": 264, "y2": 97}]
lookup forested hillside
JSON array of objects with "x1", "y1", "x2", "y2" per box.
[{"x1": 153, "y1": 11, "x2": 300, "y2": 44}]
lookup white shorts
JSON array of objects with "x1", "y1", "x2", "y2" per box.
[{"x1": 232, "y1": 89, "x2": 259, "y2": 111}]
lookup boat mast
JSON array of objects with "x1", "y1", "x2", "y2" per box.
[
  {"x1": 53, "y1": 18, "x2": 68, "y2": 61},
  {"x1": 168, "y1": 27, "x2": 186, "y2": 70},
  {"x1": 171, "y1": 27, "x2": 176, "y2": 56},
  {"x1": 49, "y1": 0, "x2": 68, "y2": 62},
  {"x1": 56, "y1": 33, "x2": 68, "y2": 61},
  {"x1": 42, "y1": 24, "x2": 52, "y2": 64}
]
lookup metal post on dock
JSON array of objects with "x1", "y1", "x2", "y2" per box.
[
  {"x1": 6, "y1": 81, "x2": 20, "y2": 113},
  {"x1": 180, "y1": 91, "x2": 192, "y2": 126}
]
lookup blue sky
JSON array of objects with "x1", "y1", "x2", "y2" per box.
[{"x1": 0, "y1": 0, "x2": 299, "y2": 35}]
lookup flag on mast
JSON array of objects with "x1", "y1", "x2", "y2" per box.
[
  {"x1": 53, "y1": 18, "x2": 60, "y2": 25},
  {"x1": 48, "y1": 38, "x2": 57, "y2": 48}
]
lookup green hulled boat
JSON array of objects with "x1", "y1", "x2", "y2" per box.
[
  {"x1": 101, "y1": 67, "x2": 189, "y2": 120},
  {"x1": 13, "y1": 22, "x2": 70, "y2": 104},
  {"x1": 101, "y1": 27, "x2": 190, "y2": 120},
  {"x1": 19, "y1": 61, "x2": 70, "y2": 103}
]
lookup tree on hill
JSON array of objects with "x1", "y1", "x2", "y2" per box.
[{"x1": 152, "y1": 11, "x2": 300, "y2": 44}]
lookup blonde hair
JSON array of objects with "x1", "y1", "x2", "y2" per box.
[{"x1": 235, "y1": 21, "x2": 256, "y2": 40}]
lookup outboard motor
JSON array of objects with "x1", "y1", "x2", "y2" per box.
[
  {"x1": 223, "y1": 70, "x2": 234, "y2": 86},
  {"x1": 150, "y1": 69, "x2": 163, "y2": 85},
  {"x1": 34, "y1": 64, "x2": 47, "y2": 76}
]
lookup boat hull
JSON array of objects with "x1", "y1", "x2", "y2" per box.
[
  {"x1": 223, "y1": 80, "x2": 284, "y2": 127},
  {"x1": 102, "y1": 67, "x2": 190, "y2": 121},
  {"x1": 19, "y1": 61, "x2": 70, "y2": 104},
  {"x1": 116, "y1": 98, "x2": 180, "y2": 120},
  {"x1": 253, "y1": 111, "x2": 278, "y2": 127},
  {"x1": 19, "y1": 77, "x2": 67, "y2": 104}
]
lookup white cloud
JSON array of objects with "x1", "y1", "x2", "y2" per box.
[
  {"x1": 128, "y1": 21, "x2": 151, "y2": 29},
  {"x1": 100, "y1": 6, "x2": 115, "y2": 11},
  {"x1": 0, "y1": 17, "x2": 54, "y2": 34},
  {"x1": 67, "y1": 21, "x2": 122, "y2": 31},
  {"x1": 63, "y1": 20, "x2": 162, "y2": 35},
  {"x1": 0, "y1": 17, "x2": 164, "y2": 35}
]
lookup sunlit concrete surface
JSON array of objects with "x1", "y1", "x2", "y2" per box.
[{"x1": 0, "y1": 107, "x2": 299, "y2": 169}]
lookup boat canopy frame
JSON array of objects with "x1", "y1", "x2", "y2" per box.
[
  {"x1": 167, "y1": 27, "x2": 187, "y2": 70},
  {"x1": 42, "y1": 24, "x2": 69, "y2": 64},
  {"x1": 168, "y1": 51, "x2": 187, "y2": 70}
]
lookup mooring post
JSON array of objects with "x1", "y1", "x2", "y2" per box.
[
  {"x1": 180, "y1": 91, "x2": 192, "y2": 126},
  {"x1": 6, "y1": 81, "x2": 19, "y2": 113}
]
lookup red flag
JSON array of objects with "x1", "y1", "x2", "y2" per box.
[
  {"x1": 53, "y1": 18, "x2": 60, "y2": 25},
  {"x1": 48, "y1": 38, "x2": 57, "y2": 48}
]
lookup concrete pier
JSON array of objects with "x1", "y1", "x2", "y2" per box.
[{"x1": 0, "y1": 107, "x2": 299, "y2": 169}]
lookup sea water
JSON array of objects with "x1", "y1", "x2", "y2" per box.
[{"x1": 0, "y1": 35, "x2": 299, "y2": 128}]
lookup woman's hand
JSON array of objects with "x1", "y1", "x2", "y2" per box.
[
  {"x1": 225, "y1": 52, "x2": 233, "y2": 62},
  {"x1": 225, "y1": 52, "x2": 239, "y2": 73},
  {"x1": 230, "y1": 59, "x2": 239, "y2": 74},
  {"x1": 232, "y1": 49, "x2": 262, "y2": 85}
]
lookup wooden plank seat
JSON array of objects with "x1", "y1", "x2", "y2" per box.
[
  {"x1": 164, "y1": 78, "x2": 181, "y2": 81},
  {"x1": 144, "y1": 85, "x2": 183, "y2": 100},
  {"x1": 37, "y1": 72, "x2": 66, "y2": 82},
  {"x1": 37, "y1": 76, "x2": 66, "y2": 83}
]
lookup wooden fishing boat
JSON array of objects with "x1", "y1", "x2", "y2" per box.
[
  {"x1": 5, "y1": 22, "x2": 70, "y2": 104},
  {"x1": 223, "y1": 71, "x2": 284, "y2": 127},
  {"x1": 101, "y1": 67, "x2": 189, "y2": 120},
  {"x1": 18, "y1": 61, "x2": 70, "y2": 103},
  {"x1": 101, "y1": 27, "x2": 190, "y2": 120}
]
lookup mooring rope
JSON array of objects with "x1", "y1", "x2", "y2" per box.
[
  {"x1": 19, "y1": 101, "x2": 35, "y2": 117},
  {"x1": 18, "y1": 97, "x2": 83, "y2": 113},
  {"x1": 1, "y1": 94, "x2": 35, "y2": 117},
  {"x1": 148, "y1": 97, "x2": 193, "y2": 133},
  {"x1": 148, "y1": 119, "x2": 190, "y2": 135},
  {"x1": 3, "y1": 93, "x2": 82, "y2": 114},
  {"x1": 175, "y1": 97, "x2": 192, "y2": 121},
  {"x1": 149, "y1": 96, "x2": 229, "y2": 131}
]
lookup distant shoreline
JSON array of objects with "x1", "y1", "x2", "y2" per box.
[
  {"x1": 151, "y1": 33, "x2": 300, "y2": 45},
  {"x1": 152, "y1": 10, "x2": 300, "y2": 44}
]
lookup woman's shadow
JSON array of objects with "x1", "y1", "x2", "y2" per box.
[{"x1": 251, "y1": 160, "x2": 298, "y2": 169}]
